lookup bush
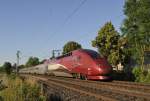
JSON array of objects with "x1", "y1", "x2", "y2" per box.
[
  {"x1": 132, "y1": 67, "x2": 150, "y2": 83},
  {"x1": 3, "y1": 62, "x2": 12, "y2": 75},
  {"x1": 144, "y1": 70, "x2": 150, "y2": 82},
  {"x1": 21, "y1": 81, "x2": 41, "y2": 101},
  {"x1": 0, "y1": 75, "x2": 46, "y2": 101},
  {"x1": 7, "y1": 73, "x2": 17, "y2": 80}
]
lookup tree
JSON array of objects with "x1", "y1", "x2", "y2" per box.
[
  {"x1": 26, "y1": 57, "x2": 40, "y2": 67},
  {"x1": 62, "y1": 41, "x2": 82, "y2": 54},
  {"x1": 92, "y1": 22, "x2": 131, "y2": 70},
  {"x1": 92, "y1": 22, "x2": 119, "y2": 57},
  {"x1": 92, "y1": 22, "x2": 121, "y2": 67},
  {"x1": 3, "y1": 62, "x2": 12, "y2": 75},
  {"x1": 121, "y1": 0, "x2": 150, "y2": 68}
]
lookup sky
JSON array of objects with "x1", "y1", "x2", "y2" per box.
[{"x1": 0, "y1": 0, "x2": 125, "y2": 65}]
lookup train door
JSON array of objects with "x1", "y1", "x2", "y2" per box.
[{"x1": 71, "y1": 55, "x2": 81, "y2": 72}]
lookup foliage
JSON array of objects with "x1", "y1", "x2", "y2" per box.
[
  {"x1": 121, "y1": 0, "x2": 150, "y2": 67},
  {"x1": 21, "y1": 82, "x2": 41, "y2": 101},
  {"x1": 62, "y1": 41, "x2": 82, "y2": 54},
  {"x1": 18, "y1": 64, "x2": 25, "y2": 69},
  {"x1": 92, "y1": 22, "x2": 119, "y2": 57},
  {"x1": 0, "y1": 66, "x2": 5, "y2": 73},
  {"x1": 3, "y1": 62, "x2": 12, "y2": 75},
  {"x1": 92, "y1": 22, "x2": 130, "y2": 68},
  {"x1": 0, "y1": 74, "x2": 46, "y2": 101},
  {"x1": 26, "y1": 57, "x2": 40, "y2": 67},
  {"x1": 132, "y1": 67, "x2": 150, "y2": 83},
  {"x1": 7, "y1": 73, "x2": 17, "y2": 80}
]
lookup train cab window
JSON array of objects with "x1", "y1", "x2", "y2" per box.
[
  {"x1": 84, "y1": 49, "x2": 101, "y2": 59},
  {"x1": 56, "y1": 52, "x2": 72, "y2": 59}
]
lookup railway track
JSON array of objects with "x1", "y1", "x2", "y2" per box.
[
  {"x1": 47, "y1": 77, "x2": 150, "y2": 101},
  {"x1": 23, "y1": 75, "x2": 150, "y2": 101},
  {"x1": 113, "y1": 80, "x2": 150, "y2": 87},
  {"x1": 37, "y1": 75, "x2": 150, "y2": 94},
  {"x1": 53, "y1": 76, "x2": 150, "y2": 93},
  {"x1": 29, "y1": 75, "x2": 116, "y2": 101}
]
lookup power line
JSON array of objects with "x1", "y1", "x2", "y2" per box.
[
  {"x1": 40, "y1": 0, "x2": 88, "y2": 53},
  {"x1": 62, "y1": 0, "x2": 87, "y2": 26},
  {"x1": 48, "y1": 0, "x2": 88, "y2": 40}
]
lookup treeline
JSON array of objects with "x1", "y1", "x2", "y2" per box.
[
  {"x1": 0, "y1": 62, "x2": 14, "y2": 74},
  {"x1": 0, "y1": 57, "x2": 45, "y2": 75}
]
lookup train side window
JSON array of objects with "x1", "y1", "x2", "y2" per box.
[{"x1": 77, "y1": 56, "x2": 81, "y2": 60}]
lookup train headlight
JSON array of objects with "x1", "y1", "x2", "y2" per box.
[
  {"x1": 88, "y1": 68, "x2": 91, "y2": 71},
  {"x1": 98, "y1": 67, "x2": 102, "y2": 72}
]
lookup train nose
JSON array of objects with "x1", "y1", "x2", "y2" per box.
[{"x1": 97, "y1": 64, "x2": 112, "y2": 74}]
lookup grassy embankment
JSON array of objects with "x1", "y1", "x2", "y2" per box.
[{"x1": 0, "y1": 74, "x2": 46, "y2": 101}]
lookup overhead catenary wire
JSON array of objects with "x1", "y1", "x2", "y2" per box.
[
  {"x1": 39, "y1": 0, "x2": 88, "y2": 58},
  {"x1": 48, "y1": 0, "x2": 88, "y2": 40},
  {"x1": 13, "y1": 1, "x2": 88, "y2": 64},
  {"x1": 62, "y1": 0, "x2": 87, "y2": 27}
]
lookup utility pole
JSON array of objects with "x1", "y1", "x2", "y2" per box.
[
  {"x1": 51, "y1": 50, "x2": 61, "y2": 59},
  {"x1": 16, "y1": 50, "x2": 21, "y2": 73}
]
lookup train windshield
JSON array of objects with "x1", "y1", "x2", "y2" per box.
[{"x1": 84, "y1": 49, "x2": 102, "y2": 59}]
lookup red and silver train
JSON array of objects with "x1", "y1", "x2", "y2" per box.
[{"x1": 19, "y1": 49, "x2": 112, "y2": 80}]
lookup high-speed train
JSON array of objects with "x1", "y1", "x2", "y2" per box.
[{"x1": 19, "y1": 49, "x2": 112, "y2": 80}]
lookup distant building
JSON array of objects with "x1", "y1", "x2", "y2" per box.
[{"x1": 117, "y1": 63, "x2": 124, "y2": 71}]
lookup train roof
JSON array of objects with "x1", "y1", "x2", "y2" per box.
[
  {"x1": 55, "y1": 49, "x2": 101, "y2": 59},
  {"x1": 80, "y1": 49, "x2": 102, "y2": 59},
  {"x1": 56, "y1": 52, "x2": 72, "y2": 59},
  {"x1": 19, "y1": 64, "x2": 47, "y2": 70}
]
